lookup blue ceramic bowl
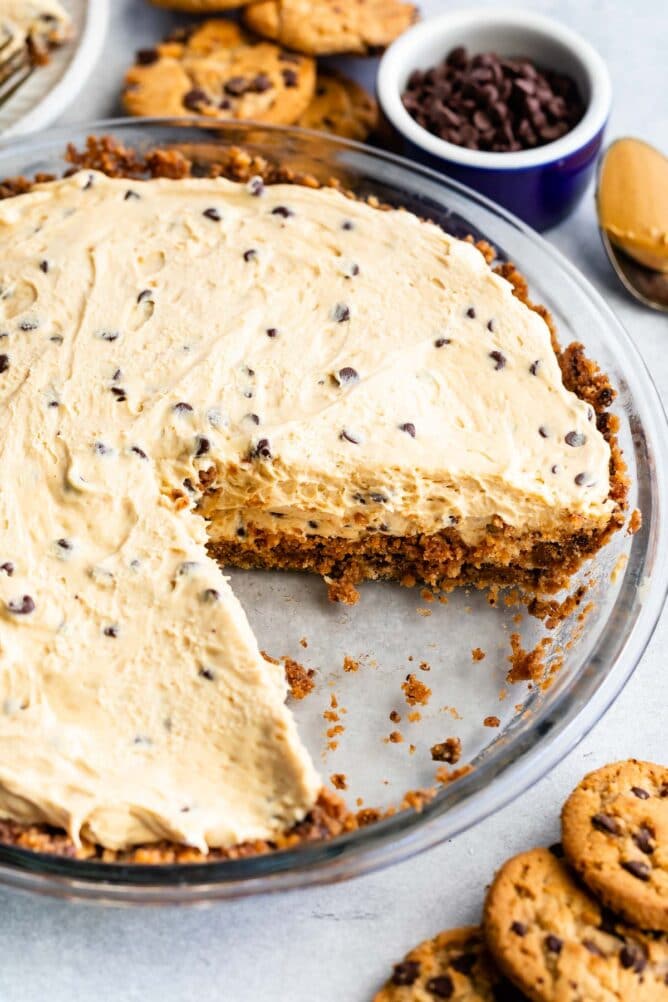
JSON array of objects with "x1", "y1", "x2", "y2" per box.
[{"x1": 377, "y1": 8, "x2": 612, "y2": 231}]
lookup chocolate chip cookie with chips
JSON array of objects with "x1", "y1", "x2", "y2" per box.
[
  {"x1": 123, "y1": 20, "x2": 315, "y2": 126},
  {"x1": 562, "y1": 760, "x2": 668, "y2": 932},
  {"x1": 374, "y1": 925, "x2": 525, "y2": 1001},
  {"x1": 296, "y1": 70, "x2": 378, "y2": 141},
  {"x1": 243, "y1": 0, "x2": 418, "y2": 56},
  {"x1": 483, "y1": 847, "x2": 668, "y2": 1002}
]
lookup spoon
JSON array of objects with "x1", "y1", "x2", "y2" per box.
[{"x1": 596, "y1": 138, "x2": 668, "y2": 313}]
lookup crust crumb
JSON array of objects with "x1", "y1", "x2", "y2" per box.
[
  {"x1": 628, "y1": 508, "x2": 642, "y2": 534},
  {"x1": 430, "y1": 737, "x2": 462, "y2": 763},
  {"x1": 435, "y1": 764, "x2": 473, "y2": 785},
  {"x1": 507, "y1": 633, "x2": 552, "y2": 684},
  {"x1": 402, "y1": 673, "x2": 432, "y2": 706},
  {"x1": 342, "y1": 654, "x2": 360, "y2": 673},
  {"x1": 284, "y1": 657, "x2": 316, "y2": 700}
]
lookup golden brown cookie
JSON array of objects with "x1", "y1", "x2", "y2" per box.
[
  {"x1": 149, "y1": 0, "x2": 252, "y2": 9},
  {"x1": 122, "y1": 20, "x2": 315, "y2": 126},
  {"x1": 296, "y1": 70, "x2": 377, "y2": 140},
  {"x1": 562, "y1": 760, "x2": 668, "y2": 932},
  {"x1": 243, "y1": 0, "x2": 418, "y2": 56},
  {"x1": 483, "y1": 847, "x2": 668, "y2": 1002},
  {"x1": 374, "y1": 925, "x2": 524, "y2": 1001}
]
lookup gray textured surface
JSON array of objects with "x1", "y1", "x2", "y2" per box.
[{"x1": 3, "y1": 2, "x2": 667, "y2": 1000}]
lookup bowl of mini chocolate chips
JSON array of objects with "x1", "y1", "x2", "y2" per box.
[{"x1": 377, "y1": 8, "x2": 611, "y2": 229}]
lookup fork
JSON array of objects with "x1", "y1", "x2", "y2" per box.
[{"x1": 0, "y1": 23, "x2": 34, "y2": 108}]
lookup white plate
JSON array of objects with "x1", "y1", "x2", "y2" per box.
[{"x1": 0, "y1": 0, "x2": 109, "y2": 138}]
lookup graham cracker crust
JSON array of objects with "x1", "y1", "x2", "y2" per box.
[{"x1": 0, "y1": 135, "x2": 629, "y2": 864}]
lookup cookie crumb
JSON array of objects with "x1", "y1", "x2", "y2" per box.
[
  {"x1": 435, "y1": 764, "x2": 473, "y2": 785},
  {"x1": 416, "y1": 607, "x2": 432, "y2": 617},
  {"x1": 484, "y1": 715, "x2": 501, "y2": 728},
  {"x1": 420, "y1": 588, "x2": 434, "y2": 602},
  {"x1": 283, "y1": 657, "x2": 315, "y2": 699},
  {"x1": 471, "y1": 647, "x2": 485, "y2": 661},
  {"x1": 419, "y1": 660, "x2": 430, "y2": 672},
  {"x1": 330, "y1": 773, "x2": 347, "y2": 790},
  {"x1": 431, "y1": 737, "x2": 462, "y2": 763},
  {"x1": 628, "y1": 508, "x2": 642, "y2": 534},
  {"x1": 389, "y1": 709, "x2": 401, "y2": 724},
  {"x1": 299, "y1": 636, "x2": 308, "y2": 648},
  {"x1": 388, "y1": 730, "x2": 403, "y2": 744},
  {"x1": 342, "y1": 654, "x2": 359, "y2": 672}
]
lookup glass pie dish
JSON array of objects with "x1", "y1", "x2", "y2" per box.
[{"x1": 0, "y1": 119, "x2": 665, "y2": 905}]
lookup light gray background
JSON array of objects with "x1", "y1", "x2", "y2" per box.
[{"x1": 2, "y1": 2, "x2": 666, "y2": 1000}]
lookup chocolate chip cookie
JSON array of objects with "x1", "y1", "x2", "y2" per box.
[
  {"x1": 243, "y1": 0, "x2": 418, "y2": 56},
  {"x1": 562, "y1": 760, "x2": 668, "y2": 932},
  {"x1": 374, "y1": 925, "x2": 524, "y2": 1001},
  {"x1": 483, "y1": 847, "x2": 668, "y2": 1001},
  {"x1": 123, "y1": 20, "x2": 315, "y2": 126},
  {"x1": 296, "y1": 71, "x2": 378, "y2": 140}
]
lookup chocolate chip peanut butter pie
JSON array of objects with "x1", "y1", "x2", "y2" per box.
[{"x1": 0, "y1": 147, "x2": 627, "y2": 858}]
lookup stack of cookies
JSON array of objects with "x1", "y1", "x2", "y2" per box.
[
  {"x1": 375, "y1": 760, "x2": 668, "y2": 1001},
  {"x1": 123, "y1": 0, "x2": 419, "y2": 142}
]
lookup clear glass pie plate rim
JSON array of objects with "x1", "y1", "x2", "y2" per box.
[{"x1": 0, "y1": 118, "x2": 666, "y2": 905}]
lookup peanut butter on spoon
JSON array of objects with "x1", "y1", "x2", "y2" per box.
[{"x1": 598, "y1": 138, "x2": 668, "y2": 272}]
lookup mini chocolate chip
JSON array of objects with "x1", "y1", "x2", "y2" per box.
[
  {"x1": 337, "y1": 366, "x2": 358, "y2": 384},
  {"x1": 245, "y1": 413, "x2": 260, "y2": 425},
  {"x1": 0, "y1": 354, "x2": 8, "y2": 374},
  {"x1": 391, "y1": 961, "x2": 420, "y2": 986},
  {"x1": 592, "y1": 812, "x2": 621, "y2": 835},
  {"x1": 111, "y1": 387, "x2": 127, "y2": 401},
  {"x1": 529, "y1": 359, "x2": 540, "y2": 375},
  {"x1": 266, "y1": 327, "x2": 279, "y2": 338},
  {"x1": 131, "y1": 446, "x2": 148, "y2": 459},
  {"x1": 219, "y1": 98, "x2": 231, "y2": 110},
  {"x1": 551, "y1": 464, "x2": 559, "y2": 474},
  {"x1": 7, "y1": 595, "x2": 35, "y2": 615},
  {"x1": 94, "y1": 442, "x2": 111, "y2": 455},
  {"x1": 243, "y1": 248, "x2": 258, "y2": 262},
  {"x1": 56, "y1": 538, "x2": 72, "y2": 551},
  {"x1": 545, "y1": 935, "x2": 563, "y2": 954},
  {"x1": 183, "y1": 88, "x2": 208, "y2": 111},
  {"x1": 466, "y1": 306, "x2": 476, "y2": 319},
  {"x1": 369, "y1": 492, "x2": 387, "y2": 504},
  {"x1": 489, "y1": 350, "x2": 506, "y2": 370},
  {"x1": 271, "y1": 205, "x2": 293, "y2": 218},
  {"x1": 0, "y1": 562, "x2": 14, "y2": 576},
  {"x1": 334, "y1": 303, "x2": 351, "y2": 323},
  {"x1": 565, "y1": 430, "x2": 587, "y2": 447},
  {"x1": 173, "y1": 402, "x2": 193, "y2": 414},
  {"x1": 103, "y1": 625, "x2": 119, "y2": 638},
  {"x1": 195, "y1": 436, "x2": 210, "y2": 458},
  {"x1": 247, "y1": 176, "x2": 264, "y2": 196},
  {"x1": 198, "y1": 666, "x2": 216, "y2": 681},
  {"x1": 621, "y1": 859, "x2": 651, "y2": 881},
  {"x1": 341, "y1": 220, "x2": 354, "y2": 231},
  {"x1": 203, "y1": 208, "x2": 221, "y2": 222},
  {"x1": 281, "y1": 68, "x2": 298, "y2": 87},
  {"x1": 631, "y1": 786, "x2": 650, "y2": 799},
  {"x1": 137, "y1": 48, "x2": 159, "y2": 65},
  {"x1": 308, "y1": 520, "x2": 318, "y2": 529},
  {"x1": 633, "y1": 826, "x2": 655, "y2": 855},
  {"x1": 137, "y1": 289, "x2": 152, "y2": 303},
  {"x1": 399, "y1": 422, "x2": 416, "y2": 438},
  {"x1": 201, "y1": 588, "x2": 220, "y2": 603},
  {"x1": 19, "y1": 320, "x2": 38, "y2": 331},
  {"x1": 251, "y1": 438, "x2": 272, "y2": 460},
  {"x1": 574, "y1": 473, "x2": 589, "y2": 486},
  {"x1": 236, "y1": 527, "x2": 246, "y2": 537},
  {"x1": 347, "y1": 263, "x2": 360, "y2": 277},
  {"x1": 39, "y1": 260, "x2": 49, "y2": 273},
  {"x1": 425, "y1": 974, "x2": 454, "y2": 998},
  {"x1": 538, "y1": 425, "x2": 549, "y2": 438},
  {"x1": 434, "y1": 337, "x2": 451, "y2": 347},
  {"x1": 340, "y1": 429, "x2": 361, "y2": 445},
  {"x1": 549, "y1": 842, "x2": 564, "y2": 858},
  {"x1": 511, "y1": 921, "x2": 527, "y2": 936},
  {"x1": 83, "y1": 175, "x2": 94, "y2": 191},
  {"x1": 583, "y1": 939, "x2": 605, "y2": 957},
  {"x1": 487, "y1": 319, "x2": 495, "y2": 331},
  {"x1": 620, "y1": 942, "x2": 647, "y2": 973},
  {"x1": 124, "y1": 190, "x2": 140, "y2": 201},
  {"x1": 96, "y1": 329, "x2": 119, "y2": 342}
]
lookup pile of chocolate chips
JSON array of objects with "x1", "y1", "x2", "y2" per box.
[{"x1": 402, "y1": 47, "x2": 585, "y2": 152}]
